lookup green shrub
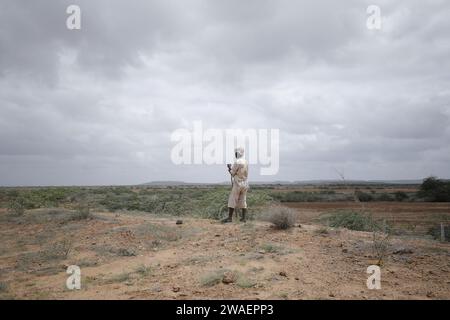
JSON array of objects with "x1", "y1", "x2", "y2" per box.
[
  {"x1": 324, "y1": 210, "x2": 378, "y2": 231},
  {"x1": 8, "y1": 197, "x2": 26, "y2": 215},
  {"x1": 394, "y1": 191, "x2": 408, "y2": 201},
  {"x1": 355, "y1": 191, "x2": 373, "y2": 202},
  {"x1": 427, "y1": 224, "x2": 449, "y2": 242},
  {"x1": 377, "y1": 193, "x2": 393, "y2": 201}
]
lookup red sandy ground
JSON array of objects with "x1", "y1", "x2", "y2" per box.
[{"x1": 0, "y1": 207, "x2": 449, "y2": 300}]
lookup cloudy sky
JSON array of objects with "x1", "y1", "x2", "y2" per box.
[{"x1": 1, "y1": 0, "x2": 449, "y2": 186}]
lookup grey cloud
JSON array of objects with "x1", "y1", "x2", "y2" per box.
[{"x1": 0, "y1": 0, "x2": 449, "y2": 185}]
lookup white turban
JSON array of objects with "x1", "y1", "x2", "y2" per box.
[{"x1": 235, "y1": 147, "x2": 244, "y2": 158}]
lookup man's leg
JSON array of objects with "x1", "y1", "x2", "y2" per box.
[
  {"x1": 238, "y1": 188, "x2": 248, "y2": 222},
  {"x1": 223, "y1": 187, "x2": 238, "y2": 223},
  {"x1": 240, "y1": 208, "x2": 247, "y2": 222},
  {"x1": 221, "y1": 207, "x2": 234, "y2": 223}
]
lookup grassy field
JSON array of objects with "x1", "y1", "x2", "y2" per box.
[
  {"x1": 1, "y1": 183, "x2": 447, "y2": 238},
  {"x1": 0, "y1": 185, "x2": 272, "y2": 220}
]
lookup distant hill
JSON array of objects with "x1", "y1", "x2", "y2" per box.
[
  {"x1": 141, "y1": 181, "x2": 190, "y2": 186},
  {"x1": 141, "y1": 181, "x2": 224, "y2": 186},
  {"x1": 293, "y1": 179, "x2": 424, "y2": 185},
  {"x1": 141, "y1": 179, "x2": 425, "y2": 186}
]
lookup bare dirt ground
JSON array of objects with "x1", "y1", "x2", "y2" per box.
[
  {"x1": 0, "y1": 207, "x2": 449, "y2": 300},
  {"x1": 285, "y1": 202, "x2": 450, "y2": 235}
]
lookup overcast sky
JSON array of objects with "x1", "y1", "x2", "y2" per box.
[{"x1": 1, "y1": 0, "x2": 449, "y2": 186}]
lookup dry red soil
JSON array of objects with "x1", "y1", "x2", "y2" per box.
[{"x1": 0, "y1": 208, "x2": 449, "y2": 300}]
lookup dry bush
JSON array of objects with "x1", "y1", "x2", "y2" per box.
[
  {"x1": 369, "y1": 220, "x2": 392, "y2": 266},
  {"x1": 73, "y1": 203, "x2": 91, "y2": 220},
  {"x1": 15, "y1": 238, "x2": 73, "y2": 276},
  {"x1": 48, "y1": 238, "x2": 73, "y2": 260},
  {"x1": 261, "y1": 206, "x2": 297, "y2": 230},
  {"x1": 371, "y1": 230, "x2": 391, "y2": 266},
  {"x1": 93, "y1": 244, "x2": 137, "y2": 258}
]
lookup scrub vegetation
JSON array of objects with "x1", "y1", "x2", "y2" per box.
[{"x1": 0, "y1": 177, "x2": 449, "y2": 299}]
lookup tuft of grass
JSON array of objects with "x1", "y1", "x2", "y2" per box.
[
  {"x1": 135, "y1": 264, "x2": 152, "y2": 277},
  {"x1": 236, "y1": 276, "x2": 256, "y2": 288},
  {"x1": 314, "y1": 227, "x2": 329, "y2": 235},
  {"x1": 200, "y1": 270, "x2": 226, "y2": 287},
  {"x1": 92, "y1": 245, "x2": 137, "y2": 258},
  {"x1": 199, "y1": 269, "x2": 250, "y2": 287},
  {"x1": 261, "y1": 206, "x2": 297, "y2": 230},
  {"x1": 116, "y1": 248, "x2": 136, "y2": 257},
  {"x1": 279, "y1": 292, "x2": 289, "y2": 299},
  {"x1": 0, "y1": 282, "x2": 8, "y2": 293},
  {"x1": 105, "y1": 272, "x2": 132, "y2": 284},
  {"x1": 183, "y1": 255, "x2": 211, "y2": 265},
  {"x1": 78, "y1": 259, "x2": 99, "y2": 268},
  {"x1": 259, "y1": 243, "x2": 282, "y2": 253}
]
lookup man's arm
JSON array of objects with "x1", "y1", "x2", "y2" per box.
[{"x1": 229, "y1": 163, "x2": 240, "y2": 176}]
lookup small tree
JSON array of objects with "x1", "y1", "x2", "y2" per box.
[{"x1": 418, "y1": 177, "x2": 450, "y2": 202}]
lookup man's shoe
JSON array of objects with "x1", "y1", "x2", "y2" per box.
[{"x1": 221, "y1": 217, "x2": 232, "y2": 223}]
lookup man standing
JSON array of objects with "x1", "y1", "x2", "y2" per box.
[{"x1": 222, "y1": 147, "x2": 249, "y2": 223}]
